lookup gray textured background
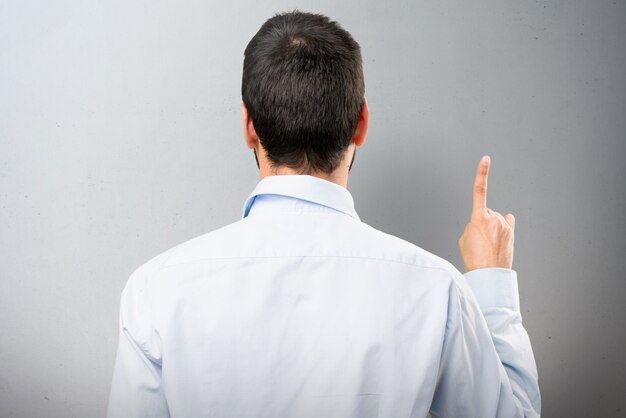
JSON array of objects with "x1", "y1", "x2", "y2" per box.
[{"x1": 1, "y1": 0, "x2": 625, "y2": 417}]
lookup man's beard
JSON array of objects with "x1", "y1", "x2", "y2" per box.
[{"x1": 349, "y1": 148, "x2": 356, "y2": 172}]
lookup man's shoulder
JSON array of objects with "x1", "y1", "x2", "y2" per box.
[
  {"x1": 356, "y1": 221, "x2": 461, "y2": 275},
  {"x1": 131, "y1": 218, "x2": 251, "y2": 275}
]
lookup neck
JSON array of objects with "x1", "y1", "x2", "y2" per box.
[
  {"x1": 260, "y1": 166, "x2": 349, "y2": 188},
  {"x1": 255, "y1": 144, "x2": 355, "y2": 188}
]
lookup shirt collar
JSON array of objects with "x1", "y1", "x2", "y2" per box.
[{"x1": 242, "y1": 175, "x2": 360, "y2": 221}]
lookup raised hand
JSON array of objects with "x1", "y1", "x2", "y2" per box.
[{"x1": 458, "y1": 156, "x2": 515, "y2": 272}]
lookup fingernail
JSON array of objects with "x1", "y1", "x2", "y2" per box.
[{"x1": 482, "y1": 155, "x2": 490, "y2": 165}]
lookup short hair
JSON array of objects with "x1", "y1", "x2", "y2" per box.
[{"x1": 242, "y1": 11, "x2": 365, "y2": 174}]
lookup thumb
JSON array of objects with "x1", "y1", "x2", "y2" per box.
[{"x1": 504, "y1": 213, "x2": 516, "y2": 230}]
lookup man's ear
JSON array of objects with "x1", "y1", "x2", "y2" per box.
[
  {"x1": 242, "y1": 102, "x2": 258, "y2": 150},
  {"x1": 353, "y1": 99, "x2": 369, "y2": 147}
]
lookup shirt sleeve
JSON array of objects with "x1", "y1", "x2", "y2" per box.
[
  {"x1": 429, "y1": 268, "x2": 541, "y2": 418},
  {"x1": 107, "y1": 270, "x2": 170, "y2": 418}
]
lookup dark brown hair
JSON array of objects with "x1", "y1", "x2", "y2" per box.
[{"x1": 242, "y1": 11, "x2": 365, "y2": 173}]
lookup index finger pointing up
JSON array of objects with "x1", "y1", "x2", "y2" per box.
[{"x1": 472, "y1": 155, "x2": 490, "y2": 219}]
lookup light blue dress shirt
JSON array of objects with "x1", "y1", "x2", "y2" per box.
[{"x1": 107, "y1": 175, "x2": 541, "y2": 418}]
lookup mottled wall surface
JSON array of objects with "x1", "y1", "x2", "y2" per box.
[{"x1": 1, "y1": 1, "x2": 624, "y2": 417}]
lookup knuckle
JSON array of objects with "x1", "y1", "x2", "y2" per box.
[
  {"x1": 474, "y1": 185, "x2": 487, "y2": 195},
  {"x1": 490, "y1": 217, "x2": 504, "y2": 230}
]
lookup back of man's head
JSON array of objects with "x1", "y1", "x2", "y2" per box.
[{"x1": 242, "y1": 11, "x2": 365, "y2": 174}]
